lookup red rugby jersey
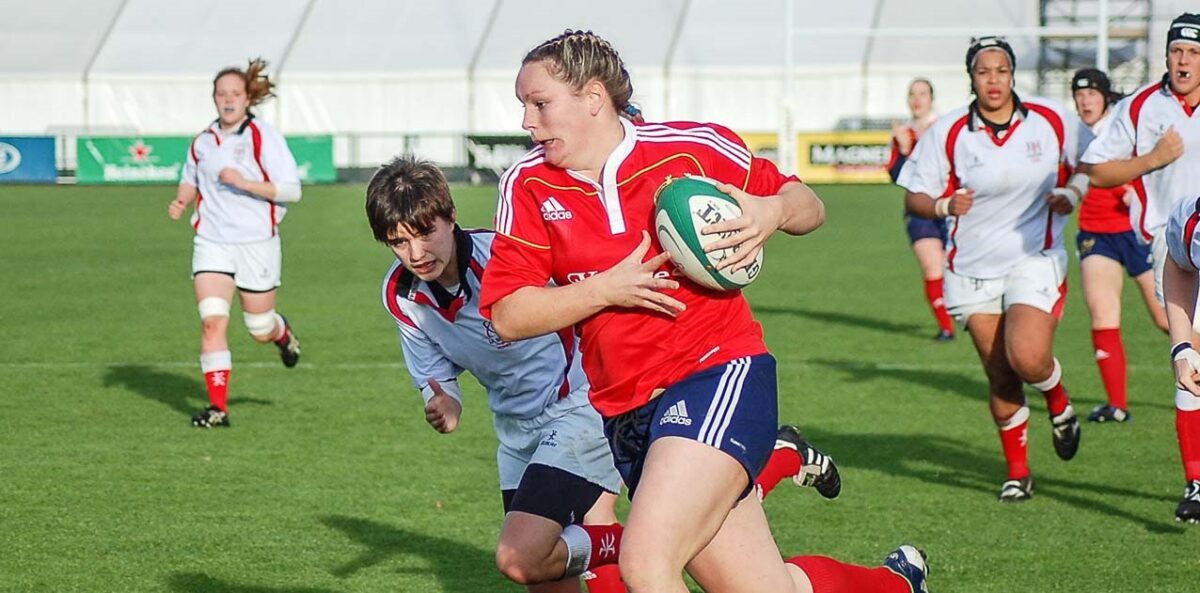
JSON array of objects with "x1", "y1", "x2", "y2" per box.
[
  {"x1": 1078, "y1": 184, "x2": 1133, "y2": 234},
  {"x1": 479, "y1": 119, "x2": 798, "y2": 417}
]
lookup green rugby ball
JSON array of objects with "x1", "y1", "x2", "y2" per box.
[{"x1": 654, "y1": 175, "x2": 764, "y2": 291}]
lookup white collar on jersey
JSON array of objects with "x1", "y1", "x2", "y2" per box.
[{"x1": 563, "y1": 117, "x2": 638, "y2": 235}]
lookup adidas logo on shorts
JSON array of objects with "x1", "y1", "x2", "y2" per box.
[
  {"x1": 660, "y1": 401, "x2": 693, "y2": 426},
  {"x1": 540, "y1": 197, "x2": 574, "y2": 221}
]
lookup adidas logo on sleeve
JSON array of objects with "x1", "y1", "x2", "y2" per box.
[
  {"x1": 540, "y1": 197, "x2": 574, "y2": 221},
  {"x1": 660, "y1": 401, "x2": 693, "y2": 426}
]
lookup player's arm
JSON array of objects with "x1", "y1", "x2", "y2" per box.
[
  {"x1": 1164, "y1": 256, "x2": 1200, "y2": 395},
  {"x1": 389, "y1": 300, "x2": 466, "y2": 434},
  {"x1": 168, "y1": 183, "x2": 198, "y2": 220},
  {"x1": 904, "y1": 188, "x2": 974, "y2": 220},
  {"x1": 701, "y1": 180, "x2": 825, "y2": 272},
  {"x1": 488, "y1": 231, "x2": 684, "y2": 342},
  {"x1": 219, "y1": 128, "x2": 302, "y2": 202},
  {"x1": 1089, "y1": 128, "x2": 1183, "y2": 187}
]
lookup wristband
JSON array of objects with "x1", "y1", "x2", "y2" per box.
[
  {"x1": 934, "y1": 197, "x2": 951, "y2": 218},
  {"x1": 1172, "y1": 342, "x2": 1194, "y2": 361}
]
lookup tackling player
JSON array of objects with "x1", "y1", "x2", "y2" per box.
[
  {"x1": 365, "y1": 156, "x2": 840, "y2": 592},
  {"x1": 1082, "y1": 12, "x2": 1200, "y2": 522},
  {"x1": 889, "y1": 78, "x2": 955, "y2": 341},
  {"x1": 899, "y1": 37, "x2": 1082, "y2": 502},
  {"x1": 481, "y1": 29, "x2": 928, "y2": 593},
  {"x1": 166, "y1": 58, "x2": 302, "y2": 428},
  {"x1": 1068, "y1": 68, "x2": 1167, "y2": 424}
]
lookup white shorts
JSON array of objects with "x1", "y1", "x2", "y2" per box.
[
  {"x1": 192, "y1": 235, "x2": 282, "y2": 293},
  {"x1": 943, "y1": 251, "x2": 1067, "y2": 325},
  {"x1": 493, "y1": 399, "x2": 621, "y2": 494}
]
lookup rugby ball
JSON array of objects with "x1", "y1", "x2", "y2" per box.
[{"x1": 654, "y1": 175, "x2": 764, "y2": 291}]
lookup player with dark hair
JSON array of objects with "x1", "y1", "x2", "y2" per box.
[
  {"x1": 365, "y1": 155, "x2": 841, "y2": 592},
  {"x1": 481, "y1": 29, "x2": 927, "y2": 593},
  {"x1": 167, "y1": 58, "x2": 302, "y2": 428},
  {"x1": 1068, "y1": 68, "x2": 1167, "y2": 424},
  {"x1": 900, "y1": 36, "x2": 1082, "y2": 502},
  {"x1": 1083, "y1": 13, "x2": 1200, "y2": 522},
  {"x1": 889, "y1": 78, "x2": 954, "y2": 341}
]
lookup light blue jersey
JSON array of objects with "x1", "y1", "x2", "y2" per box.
[{"x1": 381, "y1": 227, "x2": 591, "y2": 421}]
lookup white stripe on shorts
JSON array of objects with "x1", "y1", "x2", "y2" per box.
[{"x1": 698, "y1": 357, "x2": 751, "y2": 447}]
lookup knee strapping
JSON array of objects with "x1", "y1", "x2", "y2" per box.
[
  {"x1": 244, "y1": 310, "x2": 278, "y2": 338},
  {"x1": 198, "y1": 297, "x2": 231, "y2": 319}
]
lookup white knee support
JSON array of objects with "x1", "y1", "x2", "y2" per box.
[
  {"x1": 244, "y1": 309, "x2": 278, "y2": 338},
  {"x1": 198, "y1": 297, "x2": 231, "y2": 320},
  {"x1": 1178, "y1": 388, "x2": 1200, "y2": 412},
  {"x1": 1029, "y1": 358, "x2": 1062, "y2": 391}
]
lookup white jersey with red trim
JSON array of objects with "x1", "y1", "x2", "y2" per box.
[
  {"x1": 897, "y1": 96, "x2": 1078, "y2": 279},
  {"x1": 1166, "y1": 196, "x2": 1200, "y2": 273},
  {"x1": 1081, "y1": 78, "x2": 1200, "y2": 243},
  {"x1": 382, "y1": 228, "x2": 590, "y2": 421},
  {"x1": 181, "y1": 116, "x2": 300, "y2": 243}
]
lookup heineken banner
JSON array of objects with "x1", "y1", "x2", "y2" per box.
[
  {"x1": 286, "y1": 135, "x2": 336, "y2": 183},
  {"x1": 77, "y1": 135, "x2": 335, "y2": 184}
]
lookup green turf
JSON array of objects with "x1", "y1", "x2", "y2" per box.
[{"x1": 0, "y1": 183, "x2": 1194, "y2": 593}]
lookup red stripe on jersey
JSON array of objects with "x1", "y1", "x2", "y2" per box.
[
  {"x1": 555, "y1": 327, "x2": 576, "y2": 399},
  {"x1": 193, "y1": 193, "x2": 203, "y2": 231},
  {"x1": 1025, "y1": 102, "x2": 1067, "y2": 249},
  {"x1": 467, "y1": 257, "x2": 485, "y2": 279},
  {"x1": 946, "y1": 218, "x2": 960, "y2": 273},
  {"x1": 942, "y1": 114, "x2": 970, "y2": 272},
  {"x1": 383, "y1": 266, "x2": 418, "y2": 329},
  {"x1": 413, "y1": 292, "x2": 465, "y2": 323},
  {"x1": 1172, "y1": 88, "x2": 1198, "y2": 117},
  {"x1": 248, "y1": 121, "x2": 276, "y2": 238},
  {"x1": 941, "y1": 115, "x2": 970, "y2": 197},
  {"x1": 1184, "y1": 208, "x2": 1200, "y2": 271},
  {"x1": 1129, "y1": 84, "x2": 1160, "y2": 241}
]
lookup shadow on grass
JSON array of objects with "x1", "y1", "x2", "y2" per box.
[
  {"x1": 755, "y1": 305, "x2": 927, "y2": 339},
  {"x1": 804, "y1": 428, "x2": 1184, "y2": 534},
  {"x1": 103, "y1": 365, "x2": 273, "y2": 418},
  {"x1": 166, "y1": 573, "x2": 339, "y2": 593},
  {"x1": 808, "y1": 357, "x2": 991, "y2": 403},
  {"x1": 320, "y1": 515, "x2": 510, "y2": 591}
]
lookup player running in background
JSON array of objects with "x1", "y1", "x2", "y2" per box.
[
  {"x1": 899, "y1": 37, "x2": 1082, "y2": 502},
  {"x1": 365, "y1": 156, "x2": 840, "y2": 592},
  {"x1": 166, "y1": 58, "x2": 302, "y2": 428},
  {"x1": 481, "y1": 29, "x2": 927, "y2": 593},
  {"x1": 889, "y1": 78, "x2": 955, "y2": 341},
  {"x1": 1083, "y1": 13, "x2": 1200, "y2": 522},
  {"x1": 1069, "y1": 68, "x2": 1167, "y2": 424},
  {"x1": 1159, "y1": 197, "x2": 1200, "y2": 523}
]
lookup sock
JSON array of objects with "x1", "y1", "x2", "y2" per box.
[
  {"x1": 582, "y1": 523, "x2": 622, "y2": 569},
  {"x1": 998, "y1": 406, "x2": 1031, "y2": 479},
  {"x1": 1092, "y1": 328, "x2": 1127, "y2": 410},
  {"x1": 1030, "y1": 358, "x2": 1069, "y2": 417},
  {"x1": 1176, "y1": 395, "x2": 1200, "y2": 481},
  {"x1": 582, "y1": 564, "x2": 625, "y2": 593},
  {"x1": 924, "y1": 278, "x2": 954, "y2": 333},
  {"x1": 272, "y1": 313, "x2": 291, "y2": 346},
  {"x1": 785, "y1": 555, "x2": 908, "y2": 593},
  {"x1": 755, "y1": 446, "x2": 802, "y2": 501},
  {"x1": 200, "y1": 350, "x2": 232, "y2": 412}
]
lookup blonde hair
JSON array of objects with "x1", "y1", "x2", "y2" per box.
[
  {"x1": 523, "y1": 30, "x2": 636, "y2": 117},
  {"x1": 212, "y1": 57, "x2": 275, "y2": 107}
]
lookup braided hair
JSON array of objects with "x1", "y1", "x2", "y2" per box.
[{"x1": 524, "y1": 30, "x2": 640, "y2": 122}]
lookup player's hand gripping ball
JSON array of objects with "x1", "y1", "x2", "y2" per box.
[{"x1": 654, "y1": 175, "x2": 764, "y2": 291}]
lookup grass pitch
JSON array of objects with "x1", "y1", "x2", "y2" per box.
[{"x1": 0, "y1": 183, "x2": 1194, "y2": 592}]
